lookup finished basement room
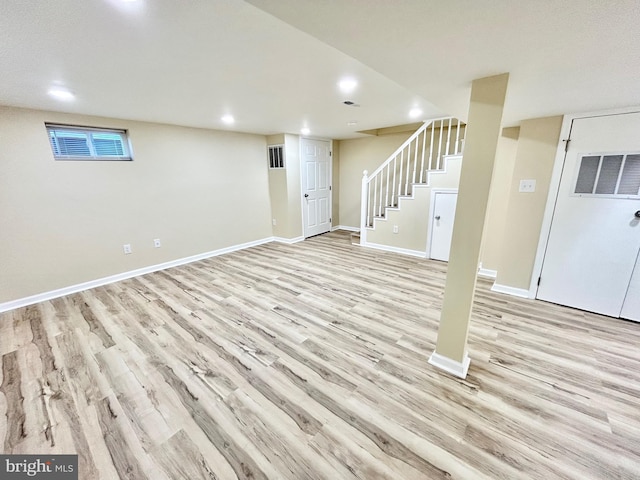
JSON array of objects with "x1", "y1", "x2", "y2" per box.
[{"x1": 1, "y1": 1, "x2": 639, "y2": 479}]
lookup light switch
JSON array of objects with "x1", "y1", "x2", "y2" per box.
[{"x1": 519, "y1": 179, "x2": 536, "y2": 193}]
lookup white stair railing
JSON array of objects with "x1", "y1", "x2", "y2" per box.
[{"x1": 360, "y1": 117, "x2": 464, "y2": 244}]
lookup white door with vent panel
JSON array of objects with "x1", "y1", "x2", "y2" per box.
[
  {"x1": 301, "y1": 138, "x2": 332, "y2": 238},
  {"x1": 429, "y1": 191, "x2": 458, "y2": 262},
  {"x1": 537, "y1": 112, "x2": 640, "y2": 321}
]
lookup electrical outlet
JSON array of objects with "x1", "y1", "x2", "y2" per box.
[
  {"x1": 393, "y1": 225, "x2": 399, "y2": 234},
  {"x1": 123, "y1": 244, "x2": 132, "y2": 255},
  {"x1": 272, "y1": 218, "x2": 277, "y2": 226},
  {"x1": 153, "y1": 238, "x2": 161, "y2": 248},
  {"x1": 519, "y1": 179, "x2": 536, "y2": 193}
]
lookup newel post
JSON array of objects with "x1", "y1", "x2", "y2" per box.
[{"x1": 360, "y1": 170, "x2": 369, "y2": 245}]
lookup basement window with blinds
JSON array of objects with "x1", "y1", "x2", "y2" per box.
[
  {"x1": 268, "y1": 144, "x2": 285, "y2": 169},
  {"x1": 46, "y1": 124, "x2": 133, "y2": 161}
]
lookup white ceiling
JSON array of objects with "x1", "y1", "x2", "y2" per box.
[{"x1": 1, "y1": 0, "x2": 639, "y2": 139}]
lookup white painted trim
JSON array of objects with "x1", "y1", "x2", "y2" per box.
[
  {"x1": 491, "y1": 283, "x2": 531, "y2": 299},
  {"x1": 273, "y1": 236, "x2": 305, "y2": 244},
  {"x1": 478, "y1": 268, "x2": 497, "y2": 279},
  {"x1": 426, "y1": 188, "x2": 458, "y2": 259},
  {"x1": 332, "y1": 225, "x2": 360, "y2": 232},
  {"x1": 529, "y1": 105, "x2": 640, "y2": 298},
  {"x1": 428, "y1": 351, "x2": 471, "y2": 379},
  {"x1": 0, "y1": 236, "x2": 274, "y2": 313},
  {"x1": 363, "y1": 242, "x2": 426, "y2": 258}
]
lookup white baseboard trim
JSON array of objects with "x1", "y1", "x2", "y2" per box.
[
  {"x1": 273, "y1": 236, "x2": 305, "y2": 244},
  {"x1": 428, "y1": 351, "x2": 471, "y2": 379},
  {"x1": 491, "y1": 283, "x2": 531, "y2": 299},
  {"x1": 363, "y1": 242, "x2": 426, "y2": 258},
  {"x1": 332, "y1": 225, "x2": 360, "y2": 232},
  {"x1": 0, "y1": 236, "x2": 274, "y2": 313},
  {"x1": 478, "y1": 267, "x2": 497, "y2": 279}
]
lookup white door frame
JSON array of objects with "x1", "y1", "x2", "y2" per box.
[
  {"x1": 299, "y1": 137, "x2": 333, "y2": 238},
  {"x1": 426, "y1": 188, "x2": 458, "y2": 259},
  {"x1": 529, "y1": 105, "x2": 640, "y2": 298}
]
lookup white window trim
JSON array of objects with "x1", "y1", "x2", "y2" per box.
[{"x1": 46, "y1": 123, "x2": 133, "y2": 161}]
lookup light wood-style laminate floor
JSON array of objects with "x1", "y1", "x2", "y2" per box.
[{"x1": 1, "y1": 230, "x2": 639, "y2": 479}]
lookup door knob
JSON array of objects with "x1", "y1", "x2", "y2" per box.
[
  {"x1": 435, "y1": 215, "x2": 441, "y2": 220},
  {"x1": 635, "y1": 210, "x2": 640, "y2": 218},
  {"x1": 304, "y1": 193, "x2": 309, "y2": 198}
]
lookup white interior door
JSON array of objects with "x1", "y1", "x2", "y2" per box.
[
  {"x1": 537, "y1": 112, "x2": 640, "y2": 320},
  {"x1": 429, "y1": 191, "x2": 458, "y2": 262},
  {"x1": 301, "y1": 138, "x2": 331, "y2": 238}
]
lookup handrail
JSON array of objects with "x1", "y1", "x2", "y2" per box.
[{"x1": 367, "y1": 116, "x2": 454, "y2": 182}]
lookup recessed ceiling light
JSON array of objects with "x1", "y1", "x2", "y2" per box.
[
  {"x1": 338, "y1": 78, "x2": 358, "y2": 94},
  {"x1": 409, "y1": 107, "x2": 423, "y2": 118},
  {"x1": 301, "y1": 127, "x2": 310, "y2": 136},
  {"x1": 347, "y1": 121, "x2": 358, "y2": 126},
  {"x1": 48, "y1": 87, "x2": 75, "y2": 101},
  {"x1": 221, "y1": 114, "x2": 234, "y2": 124}
]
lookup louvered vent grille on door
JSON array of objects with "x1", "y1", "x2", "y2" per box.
[{"x1": 574, "y1": 153, "x2": 640, "y2": 197}]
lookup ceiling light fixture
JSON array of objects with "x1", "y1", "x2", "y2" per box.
[
  {"x1": 338, "y1": 78, "x2": 358, "y2": 94},
  {"x1": 301, "y1": 127, "x2": 310, "y2": 136},
  {"x1": 347, "y1": 121, "x2": 358, "y2": 126},
  {"x1": 48, "y1": 87, "x2": 75, "y2": 101},
  {"x1": 221, "y1": 114, "x2": 234, "y2": 124},
  {"x1": 409, "y1": 107, "x2": 423, "y2": 118}
]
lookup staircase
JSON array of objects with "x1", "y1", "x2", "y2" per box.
[{"x1": 360, "y1": 117, "x2": 465, "y2": 246}]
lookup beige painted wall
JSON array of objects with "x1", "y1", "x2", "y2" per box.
[
  {"x1": 495, "y1": 116, "x2": 563, "y2": 290},
  {"x1": 337, "y1": 131, "x2": 413, "y2": 228},
  {"x1": 267, "y1": 134, "x2": 288, "y2": 238},
  {"x1": 266, "y1": 134, "x2": 303, "y2": 240},
  {"x1": 284, "y1": 134, "x2": 303, "y2": 238},
  {"x1": 0, "y1": 106, "x2": 273, "y2": 303},
  {"x1": 332, "y1": 141, "x2": 340, "y2": 227},
  {"x1": 480, "y1": 127, "x2": 519, "y2": 272}
]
